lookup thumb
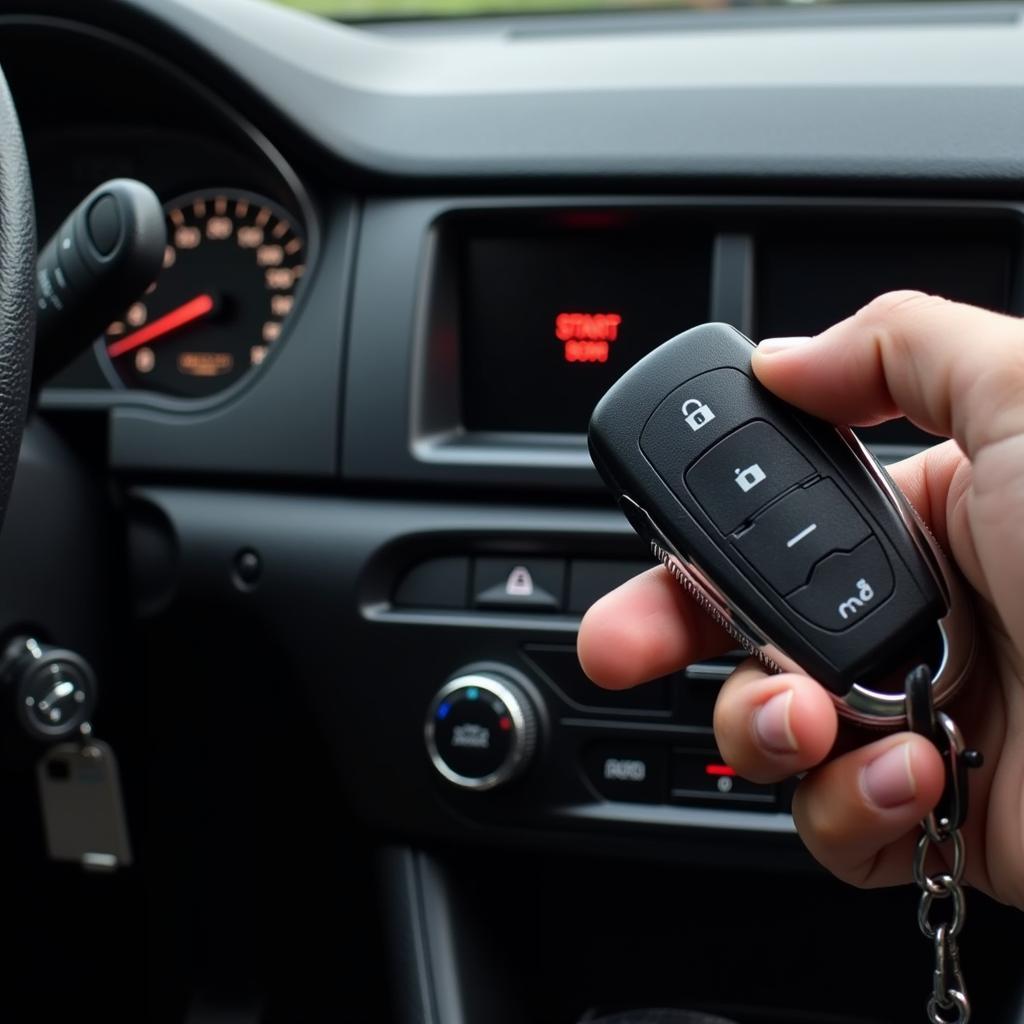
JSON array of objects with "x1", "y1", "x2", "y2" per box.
[
  {"x1": 752, "y1": 289, "x2": 1024, "y2": 652},
  {"x1": 751, "y1": 290, "x2": 1024, "y2": 458}
]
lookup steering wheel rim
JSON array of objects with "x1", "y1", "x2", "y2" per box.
[{"x1": 0, "y1": 64, "x2": 34, "y2": 533}]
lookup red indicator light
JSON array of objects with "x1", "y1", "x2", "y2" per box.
[
  {"x1": 705, "y1": 763, "x2": 737, "y2": 777},
  {"x1": 555, "y1": 312, "x2": 622, "y2": 364},
  {"x1": 555, "y1": 312, "x2": 622, "y2": 342},
  {"x1": 564, "y1": 340, "x2": 609, "y2": 363},
  {"x1": 498, "y1": 716, "x2": 513, "y2": 732}
]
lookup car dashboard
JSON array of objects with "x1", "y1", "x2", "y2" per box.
[{"x1": 0, "y1": 1, "x2": 1022, "y2": 1022}]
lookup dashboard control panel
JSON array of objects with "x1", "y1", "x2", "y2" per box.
[
  {"x1": 395, "y1": 556, "x2": 652, "y2": 616},
  {"x1": 419, "y1": 646, "x2": 788, "y2": 819},
  {"x1": 390, "y1": 548, "x2": 792, "y2": 827}
]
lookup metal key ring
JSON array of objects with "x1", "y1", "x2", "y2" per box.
[
  {"x1": 928, "y1": 989, "x2": 970, "y2": 1024},
  {"x1": 918, "y1": 884, "x2": 967, "y2": 940},
  {"x1": 914, "y1": 832, "x2": 966, "y2": 893}
]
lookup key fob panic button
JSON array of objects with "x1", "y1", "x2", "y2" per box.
[
  {"x1": 733, "y1": 479, "x2": 871, "y2": 594},
  {"x1": 684, "y1": 421, "x2": 814, "y2": 533},
  {"x1": 787, "y1": 538, "x2": 894, "y2": 632}
]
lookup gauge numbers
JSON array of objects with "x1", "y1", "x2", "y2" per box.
[{"x1": 103, "y1": 190, "x2": 305, "y2": 398}]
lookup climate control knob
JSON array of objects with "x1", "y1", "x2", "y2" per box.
[{"x1": 425, "y1": 670, "x2": 538, "y2": 790}]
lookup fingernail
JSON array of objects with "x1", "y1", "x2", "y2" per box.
[
  {"x1": 753, "y1": 690, "x2": 798, "y2": 754},
  {"x1": 862, "y1": 742, "x2": 917, "y2": 809},
  {"x1": 757, "y1": 336, "x2": 813, "y2": 353}
]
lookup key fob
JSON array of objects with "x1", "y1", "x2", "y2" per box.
[{"x1": 588, "y1": 322, "x2": 975, "y2": 726}]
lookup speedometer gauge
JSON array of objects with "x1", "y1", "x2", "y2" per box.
[{"x1": 102, "y1": 190, "x2": 305, "y2": 398}]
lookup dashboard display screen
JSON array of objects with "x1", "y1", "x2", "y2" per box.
[
  {"x1": 756, "y1": 228, "x2": 1016, "y2": 339},
  {"x1": 755, "y1": 223, "x2": 1018, "y2": 448},
  {"x1": 460, "y1": 232, "x2": 711, "y2": 434}
]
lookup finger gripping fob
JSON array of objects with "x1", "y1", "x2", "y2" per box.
[{"x1": 588, "y1": 323, "x2": 975, "y2": 726}]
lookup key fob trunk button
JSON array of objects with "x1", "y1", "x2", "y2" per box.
[{"x1": 787, "y1": 538, "x2": 894, "y2": 632}]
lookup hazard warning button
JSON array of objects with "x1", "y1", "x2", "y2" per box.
[{"x1": 472, "y1": 558, "x2": 566, "y2": 612}]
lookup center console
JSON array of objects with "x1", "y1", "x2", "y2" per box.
[{"x1": 330, "y1": 195, "x2": 1023, "y2": 851}]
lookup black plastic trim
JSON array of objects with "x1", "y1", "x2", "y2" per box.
[{"x1": 107, "y1": 1, "x2": 1024, "y2": 190}]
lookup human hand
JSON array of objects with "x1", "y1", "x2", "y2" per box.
[{"x1": 578, "y1": 292, "x2": 1024, "y2": 909}]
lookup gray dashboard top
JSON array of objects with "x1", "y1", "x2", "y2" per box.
[{"x1": 122, "y1": 0, "x2": 1024, "y2": 184}]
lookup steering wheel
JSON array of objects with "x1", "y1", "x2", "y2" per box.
[{"x1": 0, "y1": 65, "x2": 34, "y2": 532}]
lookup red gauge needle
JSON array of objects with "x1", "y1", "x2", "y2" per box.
[{"x1": 106, "y1": 293, "x2": 215, "y2": 358}]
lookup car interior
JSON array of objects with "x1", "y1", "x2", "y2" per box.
[{"x1": 0, "y1": 0, "x2": 1022, "y2": 1021}]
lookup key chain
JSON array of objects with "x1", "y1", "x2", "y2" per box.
[{"x1": 905, "y1": 665, "x2": 984, "y2": 1024}]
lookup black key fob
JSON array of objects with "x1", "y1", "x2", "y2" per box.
[{"x1": 588, "y1": 322, "x2": 975, "y2": 726}]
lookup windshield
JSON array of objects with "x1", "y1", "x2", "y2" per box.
[{"x1": 274, "y1": 0, "x2": 936, "y2": 22}]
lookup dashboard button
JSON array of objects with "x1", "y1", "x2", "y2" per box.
[
  {"x1": 787, "y1": 538, "x2": 894, "y2": 631},
  {"x1": 733, "y1": 479, "x2": 871, "y2": 594},
  {"x1": 473, "y1": 558, "x2": 565, "y2": 611},
  {"x1": 676, "y1": 657, "x2": 738, "y2": 729},
  {"x1": 394, "y1": 557, "x2": 469, "y2": 609},
  {"x1": 639, "y1": 367, "x2": 766, "y2": 483},
  {"x1": 87, "y1": 193, "x2": 122, "y2": 256},
  {"x1": 670, "y1": 749, "x2": 776, "y2": 807},
  {"x1": 684, "y1": 421, "x2": 814, "y2": 533},
  {"x1": 426, "y1": 672, "x2": 538, "y2": 791},
  {"x1": 583, "y1": 741, "x2": 667, "y2": 803}
]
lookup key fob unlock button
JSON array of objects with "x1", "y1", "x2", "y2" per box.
[
  {"x1": 787, "y1": 538, "x2": 894, "y2": 631},
  {"x1": 684, "y1": 421, "x2": 814, "y2": 533}
]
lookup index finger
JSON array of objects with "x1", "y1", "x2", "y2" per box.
[{"x1": 577, "y1": 566, "x2": 733, "y2": 689}]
